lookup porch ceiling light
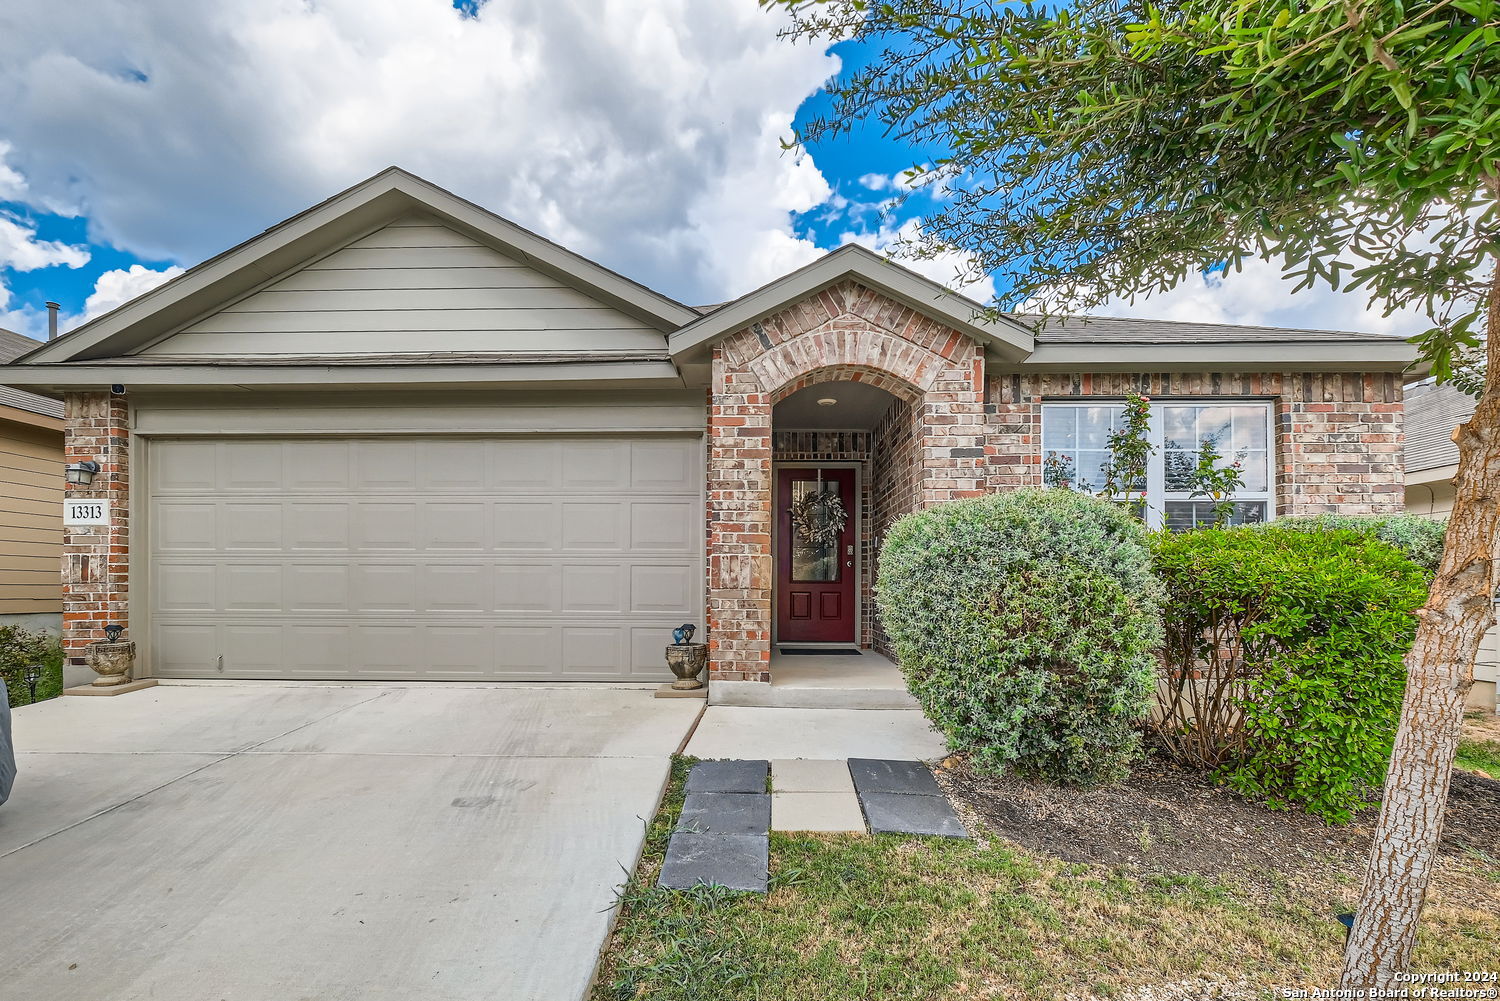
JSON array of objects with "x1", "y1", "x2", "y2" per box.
[
  {"x1": 816, "y1": 397, "x2": 838, "y2": 406},
  {"x1": 65, "y1": 460, "x2": 100, "y2": 486}
]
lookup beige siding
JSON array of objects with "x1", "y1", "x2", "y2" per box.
[
  {"x1": 1405, "y1": 479, "x2": 1498, "y2": 711},
  {"x1": 140, "y1": 213, "x2": 665, "y2": 356},
  {"x1": 0, "y1": 417, "x2": 63, "y2": 614}
]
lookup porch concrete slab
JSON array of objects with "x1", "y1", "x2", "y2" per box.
[
  {"x1": 685, "y1": 707, "x2": 946, "y2": 762},
  {"x1": 658, "y1": 833, "x2": 768, "y2": 893},
  {"x1": 848, "y1": 757, "x2": 944, "y2": 797},
  {"x1": 0, "y1": 684, "x2": 699, "y2": 1001},
  {"x1": 772, "y1": 792, "x2": 867, "y2": 834},
  {"x1": 771, "y1": 758, "x2": 855, "y2": 794},
  {"x1": 685, "y1": 759, "x2": 769, "y2": 794},
  {"x1": 679, "y1": 792, "x2": 771, "y2": 835},
  {"x1": 861, "y1": 791, "x2": 969, "y2": 839}
]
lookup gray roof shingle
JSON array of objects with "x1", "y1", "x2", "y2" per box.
[
  {"x1": 1010, "y1": 313, "x2": 1407, "y2": 345},
  {"x1": 0, "y1": 327, "x2": 64, "y2": 419}
]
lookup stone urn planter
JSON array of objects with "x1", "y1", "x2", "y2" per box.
[
  {"x1": 664, "y1": 643, "x2": 708, "y2": 690},
  {"x1": 86, "y1": 640, "x2": 137, "y2": 687}
]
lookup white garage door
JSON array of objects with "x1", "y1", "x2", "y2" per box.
[{"x1": 146, "y1": 436, "x2": 702, "y2": 681}]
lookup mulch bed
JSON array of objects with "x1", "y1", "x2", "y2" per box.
[{"x1": 940, "y1": 753, "x2": 1500, "y2": 882}]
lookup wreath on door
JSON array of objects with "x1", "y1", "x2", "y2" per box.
[{"x1": 791, "y1": 487, "x2": 848, "y2": 549}]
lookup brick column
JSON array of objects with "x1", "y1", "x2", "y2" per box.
[
  {"x1": 62, "y1": 390, "x2": 130, "y2": 669},
  {"x1": 706, "y1": 346, "x2": 773, "y2": 682}
]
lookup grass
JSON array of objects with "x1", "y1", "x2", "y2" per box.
[
  {"x1": 1456, "y1": 738, "x2": 1500, "y2": 777},
  {"x1": 593, "y1": 756, "x2": 1500, "y2": 1000}
]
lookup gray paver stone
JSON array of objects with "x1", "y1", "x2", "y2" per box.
[
  {"x1": 658, "y1": 833, "x2": 769, "y2": 893},
  {"x1": 678, "y1": 792, "x2": 771, "y2": 835},
  {"x1": 685, "y1": 759, "x2": 770, "y2": 794},
  {"x1": 860, "y1": 792, "x2": 968, "y2": 839},
  {"x1": 847, "y1": 758, "x2": 943, "y2": 796}
]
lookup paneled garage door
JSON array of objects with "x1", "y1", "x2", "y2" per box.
[{"x1": 146, "y1": 436, "x2": 702, "y2": 681}]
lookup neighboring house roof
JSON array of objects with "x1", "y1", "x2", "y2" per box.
[
  {"x1": 0, "y1": 166, "x2": 1420, "y2": 391},
  {"x1": 0, "y1": 328, "x2": 63, "y2": 420},
  {"x1": 1406, "y1": 381, "x2": 1474, "y2": 475}
]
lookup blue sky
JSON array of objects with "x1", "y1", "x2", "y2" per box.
[{"x1": 0, "y1": 1, "x2": 1425, "y2": 341}]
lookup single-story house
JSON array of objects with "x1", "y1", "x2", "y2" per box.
[
  {"x1": 0, "y1": 327, "x2": 64, "y2": 636},
  {"x1": 0, "y1": 168, "x2": 1414, "y2": 701},
  {"x1": 1405, "y1": 381, "x2": 1497, "y2": 711}
]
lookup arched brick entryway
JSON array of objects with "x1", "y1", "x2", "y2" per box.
[{"x1": 705, "y1": 280, "x2": 987, "y2": 684}]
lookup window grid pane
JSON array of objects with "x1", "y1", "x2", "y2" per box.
[{"x1": 1041, "y1": 401, "x2": 1273, "y2": 531}]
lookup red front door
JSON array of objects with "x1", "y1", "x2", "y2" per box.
[{"x1": 775, "y1": 467, "x2": 857, "y2": 644}]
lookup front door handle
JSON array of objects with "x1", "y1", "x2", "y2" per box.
[{"x1": 845, "y1": 560, "x2": 853, "y2": 568}]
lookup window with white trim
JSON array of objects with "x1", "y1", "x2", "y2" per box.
[{"x1": 1041, "y1": 401, "x2": 1274, "y2": 530}]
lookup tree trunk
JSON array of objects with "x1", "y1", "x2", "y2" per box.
[{"x1": 1340, "y1": 266, "x2": 1500, "y2": 988}]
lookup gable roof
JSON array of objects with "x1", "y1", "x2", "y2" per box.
[
  {"x1": 16, "y1": 167, "x2": 700, "y2": 366},
  {"x1": 668, "y1": 244, "x2": 1036, "y2": 364},
  {"x1": 1406, "y1": 382, "x2": 1473, "y2": 474},
  {"x1": 1019, "y1": 313, "x2": 1409, "y2": 345},
  {"x1": 0, "y1": 328, "x2": 63, "y2": 419}
]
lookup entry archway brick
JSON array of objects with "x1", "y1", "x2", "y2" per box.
[{"x1": 706, "y1": 280, "x2": 987, "y2": 682}]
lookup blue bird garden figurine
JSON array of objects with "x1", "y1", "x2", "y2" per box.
[{"x1": 672, "y1": 623, "x2": 696, "y2": 646}]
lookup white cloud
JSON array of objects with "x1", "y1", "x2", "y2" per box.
[
  {"x1": 0, "y1": 142, "x2": 26, "y2": 202},
  {"x1": 0, "y1": 210, "x2": 89, "y2": 336},
  {"x1": 0, "y1": 215, "x2": 89, "y2": 272},
  {"x1": 858, "y1": 173, "x2": 892, "y2": 191},
  {"x1": 0, "y1": 0, "x2": 841, "y2": 305},
  {"x1": 1088, "y1": 257, "x2": 1430, "y2": 336},
  {"x1": 82, "y1": 264, "x2": 185, "y2": 321},
  {"x1": 839, "y1": 217, "x2": 999, "y2": 303}
]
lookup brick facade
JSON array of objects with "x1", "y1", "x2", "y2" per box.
[
  {"x1": 62, "y1": 390, "x2": 130, "y2": 666},
  {"x1": 706, "y1": 280, "x2": 986, "y2": 682},
  {"x1": 985, "y1": 372, "x2": 1404, "y2": 516}
]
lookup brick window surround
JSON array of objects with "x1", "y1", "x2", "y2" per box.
[{"x1": 705, "y1": 280, "x2": 987, "y2": 683}]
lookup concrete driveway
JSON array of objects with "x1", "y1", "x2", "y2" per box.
[{"x1": 0, "y1": 684, "x2": 701, "y2": 1001}]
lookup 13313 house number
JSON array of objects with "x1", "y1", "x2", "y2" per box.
[{"x1": 63, "y1": 499, "x2": 111, "y2": 526}]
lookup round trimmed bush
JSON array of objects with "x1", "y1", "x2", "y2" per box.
[{"x1": 876, "y1": 489, "x2": 1163, "y2": 785}]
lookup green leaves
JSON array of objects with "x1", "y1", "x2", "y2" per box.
[
  {"x1": 1150, "y1": 524, "x2": 1428, "y2": 822},
  {"x1": 769, "y1": 0, "x2": 1500, "y2": 379},
  {"x1": 877, "y1": 489, "x2": 1162, "y2": 786}
]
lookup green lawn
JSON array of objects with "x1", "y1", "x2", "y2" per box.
[
  {"x1": 1457, "y1": 738, "x2": 1500, "y2": 777},
  {"x1": 594, "y1": 757, "x2": 1500, "y2": 1000}
]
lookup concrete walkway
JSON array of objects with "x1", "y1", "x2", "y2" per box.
[
  {"x1": 0, "y1": 684, "x2": 701, "y2": 1001},
  {"x1": 685, "y1": 706, "x2": 946, "y2": 762}
]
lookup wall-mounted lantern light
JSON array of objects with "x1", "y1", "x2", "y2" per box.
[{"x1": 65, "y1": 460, "x2": 100, "y2": 486}]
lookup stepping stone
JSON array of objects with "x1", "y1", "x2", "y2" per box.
[
  {"x1": 772, "y1": 792, "x2": 867, "y2": 834},
  {"x1": 847, "y1": 758, "x2": 943, "y2": 796},
  {"x1": 658, "y1": 833, "x2": 769, "y2": 893},
  {"x1": 860, "y1": 792, "x2": 968, "y2": 839},
  {"x1": 685, "y1": 759, "x2": 770, "y2": 794},
  {"x1": 678, "y1": 792, "x2": 771, "y2": 835},
  {"x1": 771, "y1": 759, "x2": 856, "y2": 794}
]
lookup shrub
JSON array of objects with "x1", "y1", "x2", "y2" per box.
[
  {"x1": 0, "y1": 625, "x2": 64, "y2": 706},
  {"x1": 876, "y1": 488, "x2": 1163, "y2": 785},
  {"x1": 1150, "y1": 526, "x2": 1427, "y2": 822},
  {"x1": 1251, "y1": 513, "x2": 1446, "y2": 574}
]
